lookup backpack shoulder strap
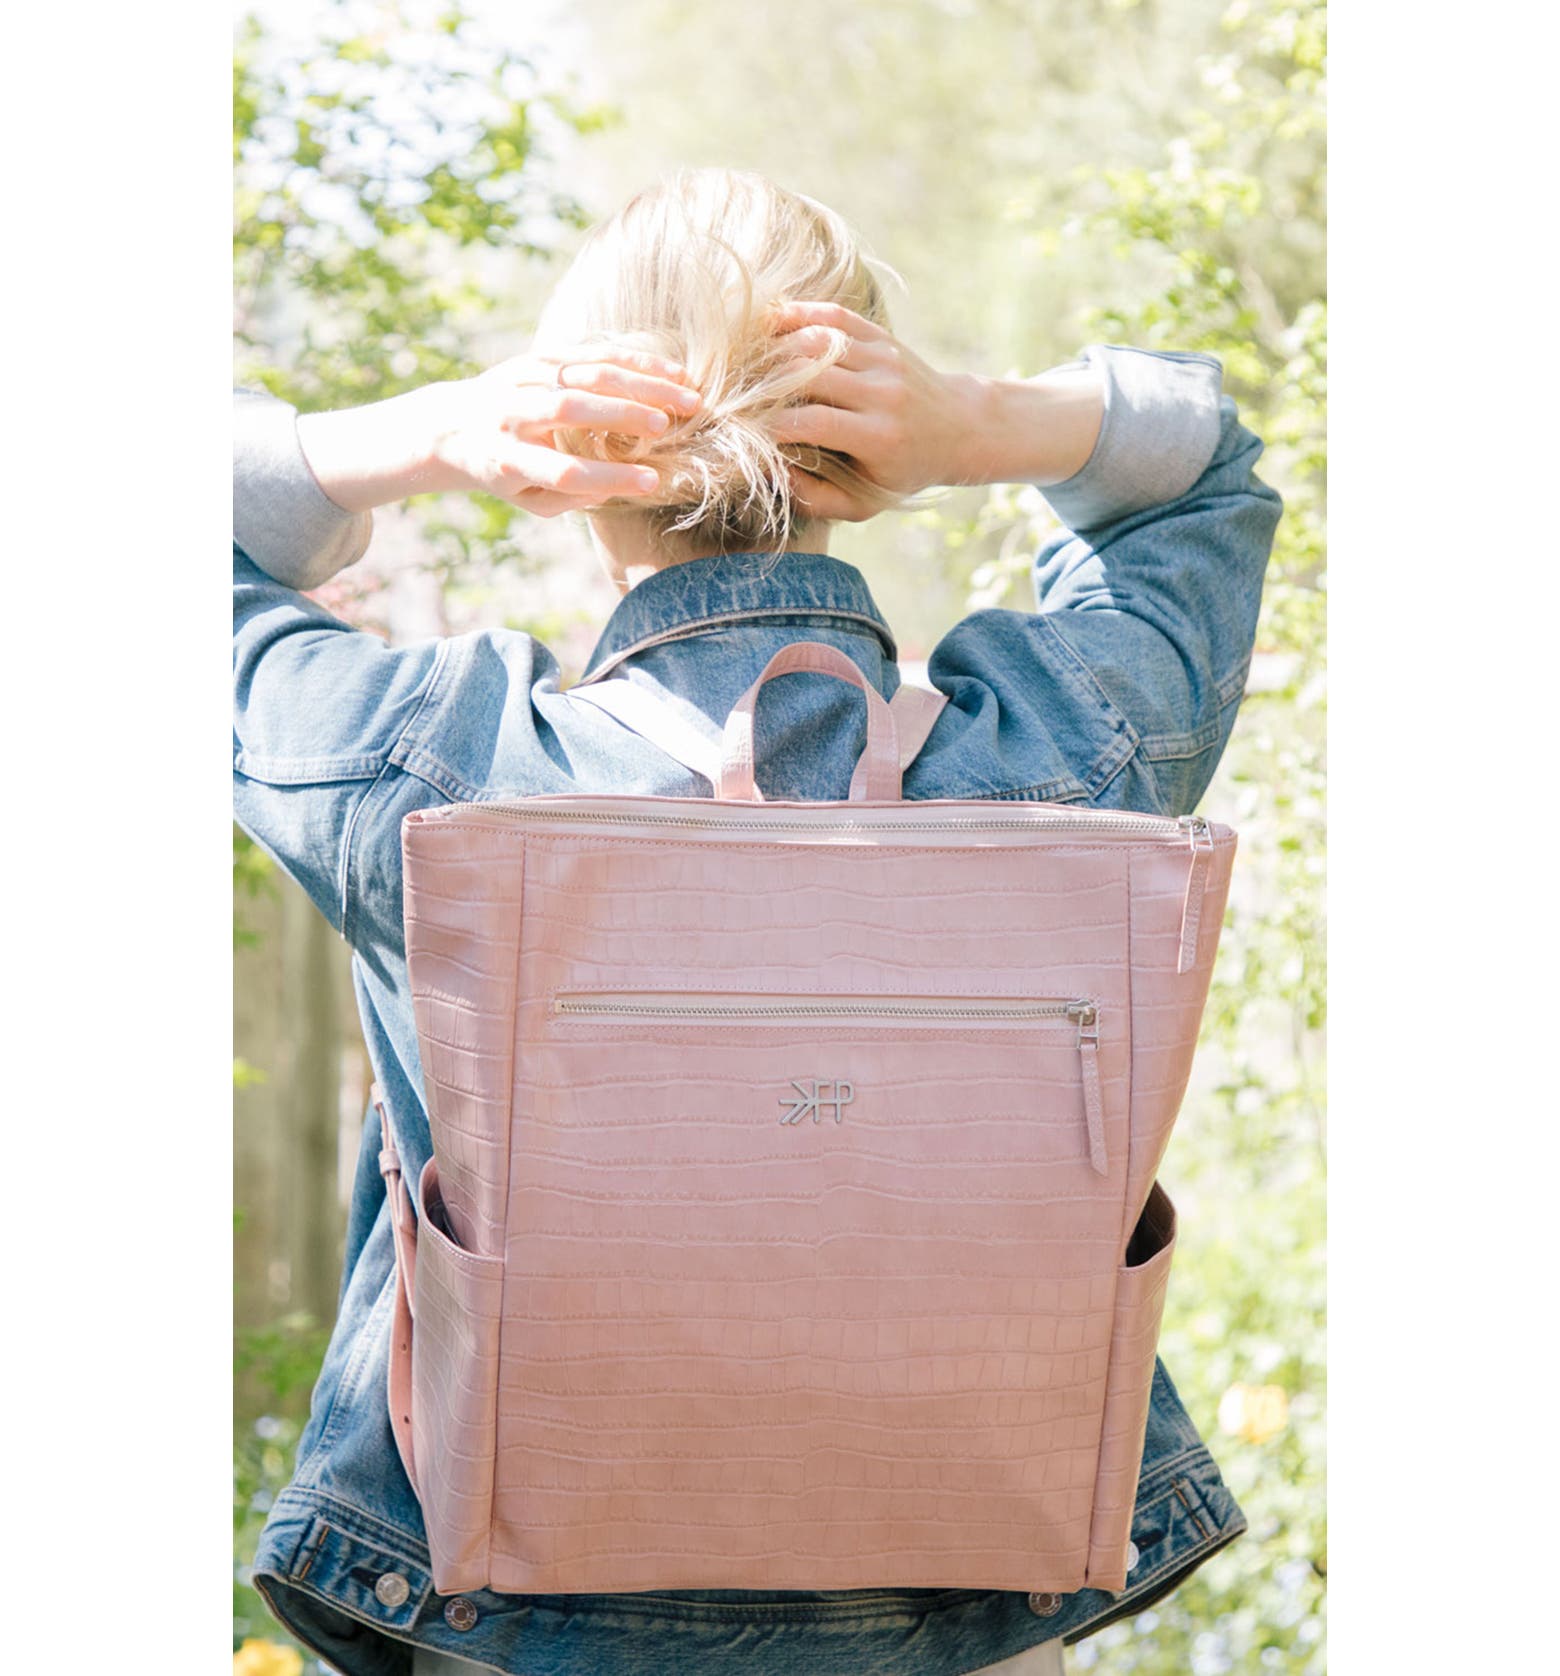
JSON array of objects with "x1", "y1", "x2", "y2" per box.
[
  {"x1": 567, "y1": 677, "x2": 724, "y2": 785},
  {"x1": 568, "y1": 674, "x2": 948, "y2": 788},
  {"x1": 884, "y1": 682, "x2": 949, "y2": 771}
]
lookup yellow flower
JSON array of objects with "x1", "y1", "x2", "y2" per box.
[
  {"x1": 233, "y1": 1638, "x2": 304, "y2": 1676},
  {"x1": 1217, "y1": 1381, "x2": 1289, "y2": 1444}
]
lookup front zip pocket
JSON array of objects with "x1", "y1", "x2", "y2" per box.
[{"x1": 550, "y1": 991, "x2": 1109, "y2": 1174}]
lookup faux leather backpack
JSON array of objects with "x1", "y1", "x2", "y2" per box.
[{"x1": 374, "y1": 641, "x2": 1235, "y2": 1599}]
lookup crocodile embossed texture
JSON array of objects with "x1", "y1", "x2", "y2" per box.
[
  {"x1": 409, "y1": 1158, "x2": 505, "y2": 1591},
  {"x1": 400, "y1": 800, "x2": 1234, "y2": 1596},
  {"x1": 404, "y1": 838, "x2": 527, "y2": 1252},
  {"x1": 1084, "y1": 1182, "x2": 1178, "y2": 1588},
  {"x1": 1119, "y1": 848, "x2": 1236, "y2": 1239}
]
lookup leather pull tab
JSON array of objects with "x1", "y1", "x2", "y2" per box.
[
  {"x1": 1177, "y1": 818, "x2": 1214, "y2": 974},
  {"x1": 1075, "y1": 1007, "x2": 1107, "y2": 1176}
]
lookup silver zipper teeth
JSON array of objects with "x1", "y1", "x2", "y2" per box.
[
  {"x1": 467, "y1": 806, "x2": 1207, "y2": 839},
  {"x1": 553, "y1": 998, "x2": 1092, "y2": 1022}
]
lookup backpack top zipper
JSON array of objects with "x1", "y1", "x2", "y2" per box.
[{"x1": 416, "y1": 795, "x2": 1216, "y2": 844}]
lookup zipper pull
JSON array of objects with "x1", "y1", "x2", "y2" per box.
[
  {"x1": 1176, "y1": 815, "x2": 1214, "y2": 974},
  {"x1": 1069, "y1": 1003, "x2": 1108, "y2": 1176}
]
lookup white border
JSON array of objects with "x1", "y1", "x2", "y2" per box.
[
  {"x1": 1330, "y1": 4, "x2": 1557, "y2": 1669},
  {"x1": 7, "y1": 2, "x2": 1556, "y2": 1669}
]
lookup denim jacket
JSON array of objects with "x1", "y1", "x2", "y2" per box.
[{"x1": 234, "y1": 343, "x2": 1282, "y2": 1676}]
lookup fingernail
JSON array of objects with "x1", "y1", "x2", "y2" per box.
[
  {"x1": 675, "y1": 390, "x2": 701, "y2": 412},
  {"x1": 648, "y1": 411, "x2": 669, "y2": 432},
  {"x1": 636, "y1": 468, "x2": 659, "y2": 489}
]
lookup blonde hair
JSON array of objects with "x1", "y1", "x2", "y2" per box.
[{"x1": 533, "y1": 167, "x2": 908, "y2": 560}]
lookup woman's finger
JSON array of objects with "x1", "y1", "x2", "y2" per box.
[
  {"x1": 769, "y1": 402, "x2": 881, "y2": 454},
  {"x1": 502, "y1": 437, "x2": 661, "y2": 500},
  {"x1": 792, "y1": 364, "x2": 878, "y2": 412},
  {"x1": 510, "y1": 389, "x2": 685, "y2": 441},
  {"x1": 567, "y1": 343, "x2": 692, "y2": 385},
  {"x1": 786, "y1": 466, "x2": 874, "y2": 523},
  {"x1": 771, "y1": 323, "x2": 880, "y2": 373},
  {"x1": 559, "y1": 361, "x2": 703, "y2": 415},
  {"x1": 493, "y1": 345, "x2": 693, "y2": 389},
  {"x1": 511, "y1": 486, "x2": 609, "y2": 519},
  {"x1": 769, "y1": 299, "x2": 892, "y2": 343}
]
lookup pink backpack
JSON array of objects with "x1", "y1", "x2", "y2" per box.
[{"x1": 374, "y1": 642, "x2": 1234, "y2": 1598}]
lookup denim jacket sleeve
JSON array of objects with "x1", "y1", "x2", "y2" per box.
[
  {"x1": 927, "y1": 344, "x2": 1283, "y2": 815},
  {"x1": 233, "y1": 388, "x2": 443, "y2": 933}
]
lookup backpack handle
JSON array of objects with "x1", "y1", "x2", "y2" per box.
[{"x1": 719, "y1": 641, "x2": 901, "y2": 802}]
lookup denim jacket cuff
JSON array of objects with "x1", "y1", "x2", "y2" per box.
[
  {"x1": 1036, "y1": 345, "x2": 1225, "y2": 531},
  {"x1": 233, "y1": 387, "x2": 373, "y2": 589}
]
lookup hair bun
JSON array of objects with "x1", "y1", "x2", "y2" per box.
[{"x1": 535, "y1": 168, "x2": 907, "y2": 556}]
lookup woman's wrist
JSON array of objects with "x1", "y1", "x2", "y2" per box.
[
  {"x1": 296, "y1": 384, "x2": 458, "y2": 513},
  {"x1": 950, "y1": 362, "x2": 1106, "y2": 488}
]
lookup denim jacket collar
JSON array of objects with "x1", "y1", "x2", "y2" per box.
[{"x1": 577, "y1": 550, "x2": 900, "y2": 683}]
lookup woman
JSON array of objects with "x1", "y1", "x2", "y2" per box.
[{"x1": 235, "y1": 167, "x2": 1281, "y2": 1676}]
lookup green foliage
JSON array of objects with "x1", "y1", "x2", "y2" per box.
[
  {"x1": 233, "y1": 1314, "x2": 331, "y2": 1663},
  {"x1": 1060, "y1": 4, "x2": 1326, "y2": 1670},
  {"x1": 233, "y1": 825, "x2": 277, "y2": 951},
  {"x1": 233, "y1": 1057, "x2": 269, "y2": 1090},
  {"x1": 234, "y1": 0, "x2": 608, "y2": 584}
]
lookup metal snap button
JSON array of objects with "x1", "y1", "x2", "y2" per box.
[
  {"x1": 373, "y1": 1572, "x2": 410, "y2": 1608},
  {"x1": 1126, "y1": 1540, "x2": 1140, "y2": 1571},
  {"x1": 444, "y1": 1596, "x2": 479, "y2": 1632},
  {"x1": 1027, "y1": 1591, "x2": 1063, "y2": 1617}
]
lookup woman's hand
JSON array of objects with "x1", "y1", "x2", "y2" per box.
[
  {"x1": 768, "y1": 301, "x2": 1105, "y2": 521},
  {"x1": 422, "y1": 347, "x2": 703, "y2": 516},
  {"x1": 297, "y1": 345, "x2": 703, "y2": 517},
  {"x1": 766, "y1": 302, "x2": 981, "y2": 520}
]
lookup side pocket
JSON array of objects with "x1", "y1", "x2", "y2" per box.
[
  {"x1": 1084, "y1": 1181, "x2": 1178, "y2": 1590},
  {"x1": 412, "y1": 1155, "x2": 505, "y2": 1595}
]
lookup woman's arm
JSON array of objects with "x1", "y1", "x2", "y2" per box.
[
  {"x1": 768, "y1": 302, "x2": 1281, "y2": 814},
  {"x1": 234, "y1": 346, "x2": 702, "y2": 593},
  {"x1": 234, "y1": 387, "x2": 376, "y2": 593},
  {"x1": 929, "y1": 371, "x2": 1280, "y2": 814},
  {"x1": 296, "y1": 348, "x2": 700, "y2": 514},
  {"x1": 765, "y1": 299, "x2": 1110, "y2": 509}
]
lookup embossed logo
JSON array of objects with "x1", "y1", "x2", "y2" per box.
[{"x1": 778, "y1": 1078, "x2": 855, "y2": 1125}]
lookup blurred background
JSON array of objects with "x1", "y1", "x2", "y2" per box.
[{"x1": 233, "y1": 2, "x2": 1324, "y2": 1670}]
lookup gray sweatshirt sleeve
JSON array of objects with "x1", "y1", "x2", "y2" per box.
[
  {"x1": 233, "y1": 387, "x2": 373, "y2": 590},
  {"x1": 1035, "y1": 345, "x2": 1225, "y2": 533}
]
